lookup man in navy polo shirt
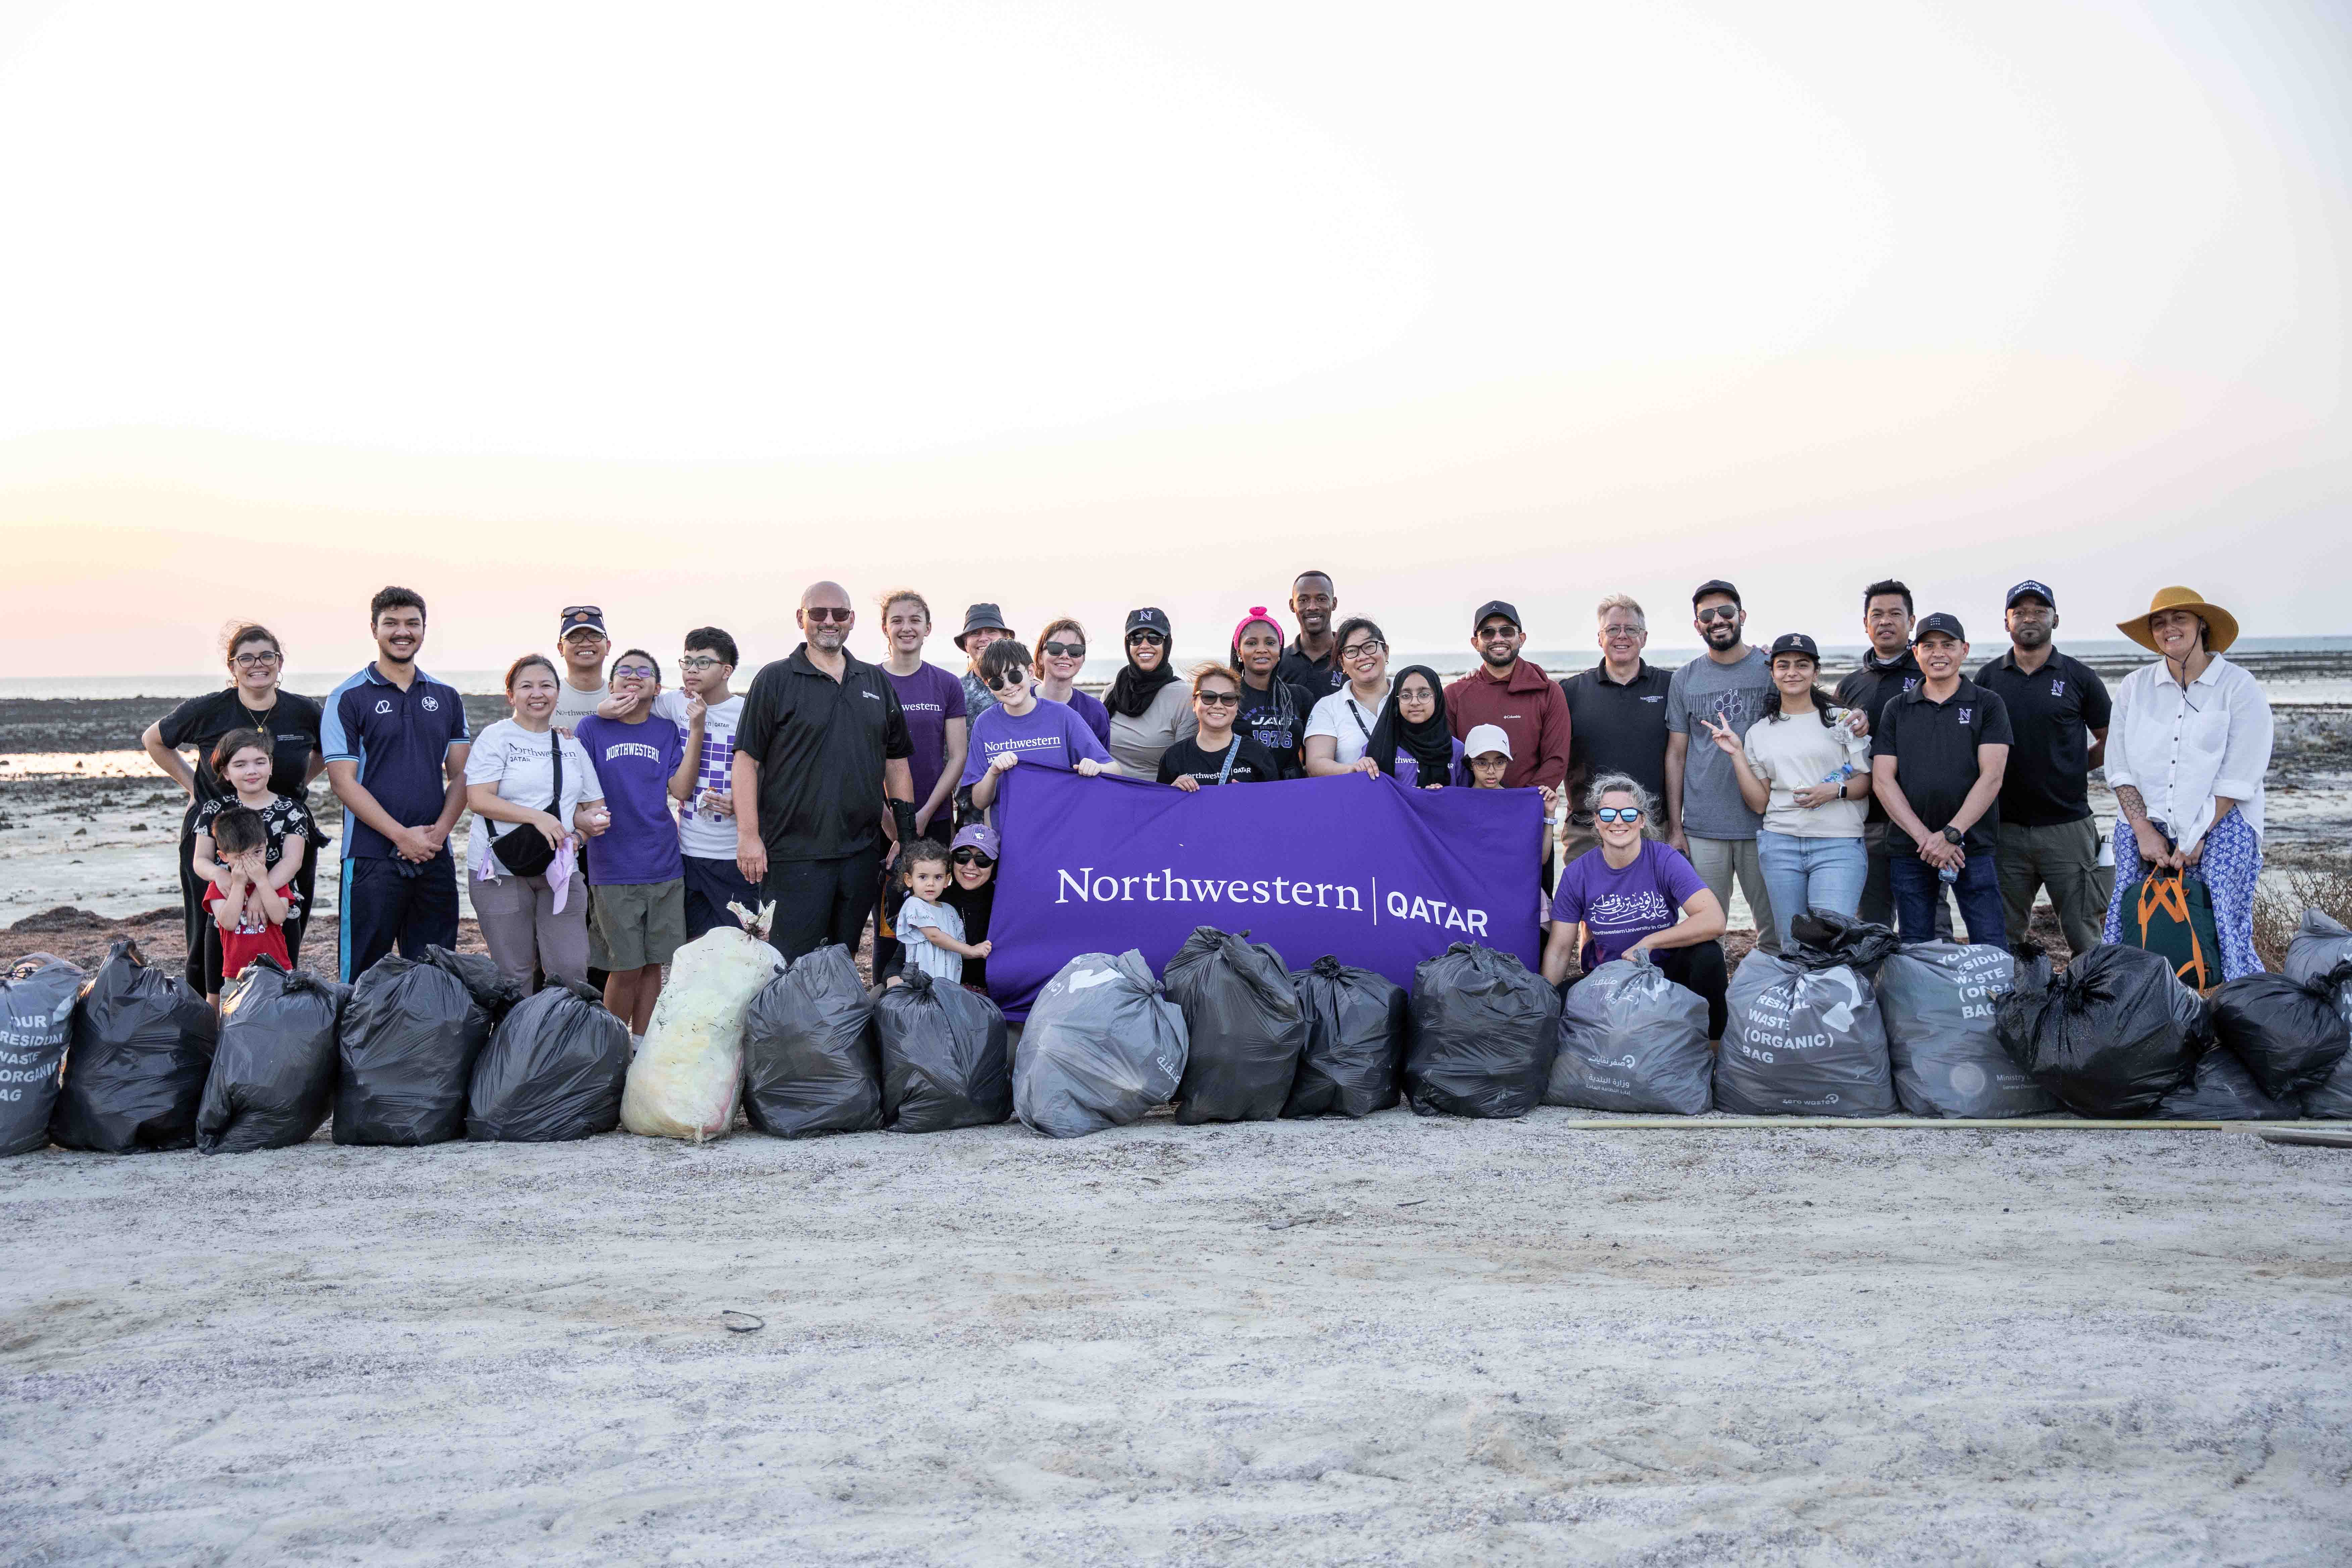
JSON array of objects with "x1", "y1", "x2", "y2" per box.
[
  {"x1": 1871, "y1": 612, "x2": 2013, "y2": 948},
  {"x1": 1975, "y1": 580, "x2": 2113, "y2": 956},
  {"x1": 323, "y1": 586, "x2": 472, "y2": 980}
]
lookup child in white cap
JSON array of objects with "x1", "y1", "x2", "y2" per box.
[{"x1": 1464, "y1": 724, "x2": 1551, "y2": 930}]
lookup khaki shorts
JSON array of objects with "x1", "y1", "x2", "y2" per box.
[{"x1": 587, "y1": 878, "x2": 686, "y2": 972}]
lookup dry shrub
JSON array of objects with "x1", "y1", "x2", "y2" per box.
[{"x1": 2253, "y1": 861, "x2": 2352, "y2": 974}]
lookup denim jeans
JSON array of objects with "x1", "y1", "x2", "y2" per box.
[
  {"x1": 1754, "y1": 831, "x2": 1867, "y2": 948},
  {"x1": 1888, "y1": 843, "x2": 2007, "y2": 948}
]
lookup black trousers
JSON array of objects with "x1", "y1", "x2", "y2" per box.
[
  {"x1": 1558, "y1": 938, "x2": 1730, "y2": 1041},
  {"x1": 763, "y1": 846, "x2": 885, "y2": 963},
  {"x1": 340, "y1": 854, "x2": 460, "y2": 982}
]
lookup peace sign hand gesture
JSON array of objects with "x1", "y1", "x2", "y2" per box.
[{"x1": 1700, "y1": 714, "x2": 1745, "y2": 757}]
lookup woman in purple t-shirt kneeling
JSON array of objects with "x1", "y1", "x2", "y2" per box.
[{"x1": 1541, "y1": 772, "x2": 1730, "y2": 1038}]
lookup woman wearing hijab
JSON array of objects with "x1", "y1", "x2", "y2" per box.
[
  {"x1": 1230, "y1": 607, "x2": 1318, "y2": 778},
  {"x1": 1366, "y1": 665, "x2": 1469, "y2": 787},
  {"x1": 1105, "y1": 607, "x2": 1197, "y2": 776}
]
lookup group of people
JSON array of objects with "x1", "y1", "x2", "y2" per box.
[{"x1": 142, "y1": 570, "x2": 2274, "y2": 1048}]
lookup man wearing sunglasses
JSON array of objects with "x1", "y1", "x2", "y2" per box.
[
  {"x1": 552, "y1": 605, "x2": 611, "y2": 736},
  {"x1": 1663, "y1": 579, "x2": 1780, "y2": 955},
  {"x1": 733, "y1": 582, "x2": 918, "y2": 960},
  {"x1": 962, "y1": 639, "x2": 1114, "y2": 817}
]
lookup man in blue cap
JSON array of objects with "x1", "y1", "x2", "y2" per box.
[
  {"x1": 1870, "y1": 612, "x2": 2013, "y2": 947},
  {"x1": 1974, "y1": 581, "x2": 2112, "y2": 955}
]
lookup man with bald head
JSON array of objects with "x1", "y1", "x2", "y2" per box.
[{"x1": 732, "y1": 582, "x2": 917, "y2": 960}]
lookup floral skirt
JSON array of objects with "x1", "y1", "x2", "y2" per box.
[{"x1": 2101, "y1": 810, "x2": 2263, "y2": 979}]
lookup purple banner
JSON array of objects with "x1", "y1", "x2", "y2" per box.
[{"x1": 988, "y1": 765, "x2": 1545, "y2": 1016}]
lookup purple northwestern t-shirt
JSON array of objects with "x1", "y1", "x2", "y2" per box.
[
  {"x1": 960, "y1": 697, "x2": 1112, "y2": 785},
  {"x1": 574, "y1": 714, "x2": 685, "y2": 886},
  {"x1": 1064, "y1": 688, "x2": 1112, "y2": 748},
  {"x1": 883, "y1": 662, "x2": 967, "y2": 811},
  {"x1": 1550, "y1": 838, "x2": 1708, "y2": 969}
]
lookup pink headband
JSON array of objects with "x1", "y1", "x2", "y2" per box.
[{"x1": 1230, "y1": 606, "x2": 1285, "y2": 651}]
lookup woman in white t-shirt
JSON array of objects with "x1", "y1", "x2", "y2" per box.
[
  {"x1": 465, "y1": 654, "x2": 610, "y2": 993},
  {"x1": 1303, "y1": 617, "x2": 1394, "y2": 775},
  {"x1": 1702, "y1": 633, "x2": 1871, "y2": 948}
]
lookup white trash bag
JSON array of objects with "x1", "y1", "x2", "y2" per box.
[{"x1": 621, "y1": 902, "x2": 782, "y2": 1142}]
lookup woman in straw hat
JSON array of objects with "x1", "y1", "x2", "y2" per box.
[{"x1": 2100, "y1": 586, "x2": 2273, "y2": 977}]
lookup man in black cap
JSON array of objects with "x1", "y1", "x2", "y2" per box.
[
  {"x1": 1975, "y1": 580, "x2": 2113, "y2": 955},
  {"x1": 1871, "y1": 612, "x2": 2012, "y2": 947},
  {"x1": 953, "y1": 603, "x2": 1016, "y2": 725},
  {"x1": 1832, "y1": 579, "x2": 1932, "y2": 928},
  {"x1": 1277, "y1": 571, "x2": 1344, "y2": 694},
  {"x1": 1444, "y1": 598, "x2": 1572, "y2": 886},
  {"x1": 1664, "y1": 579, "x2": 1778, "y2": 953}
]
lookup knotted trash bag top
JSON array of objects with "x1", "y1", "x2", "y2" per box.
[
  {"x1": 1544, "y1": 956, "x2": 1712, "y2": 1116},
  {"x1": 2210, "y1": 970, "x2": 2349, "y2": 1101},
  {"x1": 876, "y1": 969, "x2": 1012, "y2": 1133},
  {"x1": 1995, "y1": 945, "x2": 2206, "y2": 1118},
  {"x1": 1785, "y1": 909, "x2": 1903, "y2": 978},
  {"x1": 420, "y1": 945, "x2": 525, "y2": 1026},
  {"x1": 335, "y1": 952, "x2": 494, "y2": 1146},
  {"x1": 741, "y1": 945, "x2": 881, "y2": 1138},
  {"x1": 1014, "y1": 950, "x2": 1188, "y2": 1138},
  {"x1": 466, "y1": 977, "x2": 631, "y2": 1142},
  {"x1": 198, "y1": 958, "x2": 348, "y2": 1154},
  {"x1": 1282, "y1": 955, "x2": 1407, "y2": 1119},
  {"x1": 623, "y1": 920, "x2": 782, "y2": 1142},
  {"x1": 2155, "y1": 1046, "x2": 2301, "y2": 1120},
  {"x1": 1164, "y1": 927, "x2": 1308, "y2": 1125},
  {"x1": 1, "y1": 953, "x2": 84, "y2": 1158},
  {"x1": 2284, "y1": 911, "x2": 2352, "y2": 1118},
  {"x1": 49, "y1": 938, "x2": 218, "y2": 1153},
  {"x1": 1876, "y1": 942, "x2": 2057, "y2": 1118},
  {"x1": 1404, "y1": 943, "x2": 1559, "y2": 1119},
  {"x1": 1716, "y1": 946, "x2": 1897, "y2": 1118}
]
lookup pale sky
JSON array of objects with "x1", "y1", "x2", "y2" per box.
[{"x1": 3, "y1": 0, "x2": 2346, "y2": 678}]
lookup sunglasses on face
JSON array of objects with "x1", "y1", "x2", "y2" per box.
[
  {"x1": 1696, "y1": 605, "x2": 1741, "y2": 624},
  {"x1": 1195, "y1": 690, "x2": 1239, "y2": 707},
  {"x1": 951, "y1": 848, "x2": 995, "y2": 867},
  {"x1": 1596, "y1": 806, "x2": 1645, "y2": 823},
  {"x1": 804, "y1": 607, "x2": 852, "y2": 624},
  {"x1": 1477, "y1": 624, "x2": 1518, "y2": 640},
  {"x1": 1039, "y1": 640, "x2": 1086, "y2": 659},
  {"x1": 983, "y1": 668, "x2": 1031, "y2": 690},
  {"x1": 1126, "y1": 631, "x2": 1167, "y2": 646}
]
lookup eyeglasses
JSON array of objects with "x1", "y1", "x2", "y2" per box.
[
  {"x1": 951, "y1": 848, "x2": 995, "y2": 867},
  {"x1": 612, "y1": 665, "x2": 658, "y2": 681},
  {"x1": 1696, "y1": 605, "x2": 1741, "y2": 623},
  {"x1": 1195, "y1": 690, "x2": 1239, "y2": 707},
  {"x1": 1126, "y1": 630, "x2": 1167, "y2": 646},
  {"x1": 230, "y1": 650, "x2": 282, "y2": 669},
  {"x1": 1341, "y1": 640, "x2": 1385, "y2": 662},
  {"x1": 1040, "y1": 640, "x2": 1086, "y2": 659},
  {"x1": 677, "y1": 655, "x2": 725, "y2": 672},
  {"x1": 804, "y1": 607, "x2": 853, "y2": 624},
  {"x1": 1601, "y1": 623, "x2": 1645, "y2": 639},
  {"x1": 983, "y1": 668, "x2": 1031, "y2": 690},
  {"x1": 1596, "y1": 806, "x2": 1645, "y2": 823}
]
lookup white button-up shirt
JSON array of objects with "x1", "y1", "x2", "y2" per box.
[{"x1": 2103, "y1": 653, "x2": 2272, "y2": 848}]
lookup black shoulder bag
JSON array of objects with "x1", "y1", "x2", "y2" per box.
[{"x1": 489, "y1": 728, "x2": 564, "y2": 878}]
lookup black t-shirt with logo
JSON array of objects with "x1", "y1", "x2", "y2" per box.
[
  {"x1": 1835, "y1": 650, "x2": 1923, "y2": 825},
  {"x1": 1156, "y1": 735, "x2": 1284, "y2": 786},
  {"x1": 1875, "y1": 678, "x2": 2014, "y2": 854},
  {"x1": 1234, "y1": 677, "x2": 1319, "y2": 778},
  {"x1": 1558, "y1": 660, "x2": 1673, "y2": 807},
  {"x1": 735, "y1": 646, "x2": 913, "y2": 863},
  {"x1": 1973, "y1": 648, "x2": 2112, "y2": 828},
  {"x1": 156, "y1": 689, "x2": 324, "y2": 811},
  {"x1": 1276, "y1": 638, "x2": 1344, "y2": 696}
]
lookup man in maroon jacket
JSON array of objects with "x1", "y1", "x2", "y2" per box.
[{"x1": 1446, "y1": 599, "x2": 1571, "y2": 881}]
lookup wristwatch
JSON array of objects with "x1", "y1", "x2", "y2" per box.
[{"x1": 1940, "y1": 826, "x2": 1964, "y2": 845}]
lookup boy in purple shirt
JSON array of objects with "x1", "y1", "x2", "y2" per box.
[
  {"x1": 1540, "y1": 772, "x2": 1730, "y2": 1038},
  {"x1": 963, "y1": 640, "x2": 1113, "y2": 816},
  {"x1": 575, "y1": 649, "x2": 686, "y2": 1047}
]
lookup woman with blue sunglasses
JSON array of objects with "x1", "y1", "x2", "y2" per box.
[{"x1": 1542, "y1": 772, "x2": 1729, "y2": 1039}]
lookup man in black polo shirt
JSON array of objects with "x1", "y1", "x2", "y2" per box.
[
  {"x1": 1974, "y1": 580, "x2": 2113, "y2": 956},
  {"x1": 1871, "y1": 613, "x2": 2013, "y2": 948},
  {"x1": 733, "y1": 581, "x2": 917, "y2": 961},
  {"x1": 1275, "y1": 570, "x2": 1344, "y2": 695},
  {"x1": 1833, "y1": 578, "x2": 1938, "y2": 930},
  {"x1": 1558, "y1": 592, "x2": 1672, "y2": 866}
]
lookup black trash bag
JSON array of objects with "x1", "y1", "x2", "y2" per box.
[
  {"x1": 1164, "y1": 927, "x2": 1308, "y2": 1124},
  {"x1": 1283, "y1": 956, "x2": 1407, "y2": 1119},
  {"x1": 466, "y1": 978, "x2": 630, "y2": 1141},
  {"x1": 2211, "y1": 972, "x2": 2351, "y2": 1101},
  {"x1": 875, "y1": 970, "x2": 1011, "y2": 1133},
  {"x1": 421, "y1": 945, "x2": 524, "y2": 1025},
  {"x1": 1544, "y1": 957, "x2": 1713, "y2": 1115},
  {"x1": 1717, "y1": 947, "x2": 1897, "y2": 1118},
  {"x1": 197, "y1": 959, "x2": 347, "y2": 1154},
  {"x1": 1403, "y1": 944, "x2": 1560, "y2": 1119},
  {"x1": 1995, "y1": 945, "x2": 2205, "y2": 1118},
  {"x1": 334, "y1": 954, "x2": 493, "y2": 1145},
  {"x1": 1786, "y1": 910, "x2": 1903, "y2": 978},
  {"x1": 741, "y1": 946, "x2": 881, "y2": 1138},
  {"x1": 1014, "y1": 950, "x2": 1189, "y2": 1138},
  {"x1": 49, "y1": 939, "x2": 218, "y2": 1153},
  {"x1": 2284, "y1": 913, "x2": 2352, "y2": 1118},
  {"x1": 1876, "y1": 943, "x2": 2059, "y2": 1118},
  {"x1": 1, "y1": 953, "x2": 85, "y2": 1157},
  {"x1": 2154, "y1": 1047, "x2": 2302, "y2": 1120}
]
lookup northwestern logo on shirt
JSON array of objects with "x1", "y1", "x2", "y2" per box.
[
  {"x1": 2051, "y1": 679, "x2": 2066, "y2": 697},
  {"x1": 1903, "y1": 677, "x2": 1920, "y2": 692},
  {"x1": 900, "y1": 701, "x2": 944, "y2": 715},
  {"x1": 602, "y1": 742, "x2": 665, "y2": 762},
  {"x1": 861, "y1": 690, "x2": 882, "y2": 701},
  {"x1": 994, "y1": 735, "x2": 1072, "y2": 756},
  {"x1": 1957, "y1": 708, "x2": 1972, "y2": 724},
  {"x1": 1640, "y1": 694, "x2": 1664, "y2": 704}
]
